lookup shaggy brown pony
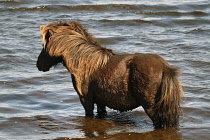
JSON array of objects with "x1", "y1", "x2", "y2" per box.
[{"x1": 36, "y1": 21, "x2": 183, "y2": 128}]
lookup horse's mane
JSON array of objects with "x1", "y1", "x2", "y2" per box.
[{"x1": 43, "y1": 21, "x2": 115, "y2": 79}]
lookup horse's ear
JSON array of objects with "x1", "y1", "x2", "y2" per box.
[{"x1": 40, "y1": 25, "x2": 53, "y2": 48}]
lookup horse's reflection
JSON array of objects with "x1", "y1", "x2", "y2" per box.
[
  {"x1": 75, "y1": 114, "x2": 183, "y2": 140},
  {"x1": 76, "y1": 116, "x2": 114, "y2": 138}
]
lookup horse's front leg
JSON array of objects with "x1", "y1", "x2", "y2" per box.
[
  {"x1": 96, "y1": 104, "x2": 107, "y2": 115},
  {"x1": 79, "y1": 96, "x2": 94, "y2": 117}
]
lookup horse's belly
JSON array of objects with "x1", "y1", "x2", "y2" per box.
[{"x1": 94, "y1": 90, "x2": 140, "y2": 112}]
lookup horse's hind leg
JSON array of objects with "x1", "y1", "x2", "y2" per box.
[
  {"x1": 140, "y1": 91, "x2": 158, "y2": 127},
  {"x1": 142, "y1": 104, "x2": 160, "y2": 128},
  {"x1": 142, "y1": 101, "x2": 168, "y2": 129},
  {"x1": 141, "y1": 68, "x2": 182, "y2": 129},
  {"x1": 135, "y1": 82, "x2": 162, "y2": 128},
  {"x1": 140, "y1": 85, "x2": 169, "y2": 128}
]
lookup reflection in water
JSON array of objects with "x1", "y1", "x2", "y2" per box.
[
  {"x1": 77, "y1": 118, "x2": 182, "y2": 139},
  {"x1": 108, "y1": 130, "x2": 182, "y2": 140},
  {"x1": 77, "y1": 117, "x2": 113, "y2": 138},
  {"x1": 54, "y1": 113, "x2": 182, "y2": 140}
]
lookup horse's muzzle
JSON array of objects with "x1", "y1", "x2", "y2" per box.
[{"x1": 36, "y1": 61, "x2": 49, "y2": 72}]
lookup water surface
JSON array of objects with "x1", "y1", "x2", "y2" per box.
[{"x1": 0, "y1": 0, "x2": 210, "y2": 139}]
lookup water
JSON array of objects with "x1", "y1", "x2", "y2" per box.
[{"x1": 1, "y1": 0, "x2": 210, "y2": 139}]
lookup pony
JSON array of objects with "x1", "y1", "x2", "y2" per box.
[{"x1": 36, "y1": 21, "x2": 183, "y2": 128}]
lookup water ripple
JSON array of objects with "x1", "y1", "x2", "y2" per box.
[{"x1": 0, "y1": 0, "x2": 210, "y2": 139}]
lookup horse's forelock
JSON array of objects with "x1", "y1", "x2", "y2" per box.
[
  {"x1": 40, "y1": 22, "x2": 86, "y2": 47},
  {"x1": 40, "y1": 22, "x2": 89, "y2": 54}
]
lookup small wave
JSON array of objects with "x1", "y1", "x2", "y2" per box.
[
  {"x1": 1, "y1": 2, "x2": 208, "y2": 11},
  {"x1": 96, "y1": 19, "x2": 152, "y2": 23},
  {"x1": 0, "y1": 0, "x2": 20, "y2": 5},
  {"x1": 135, "y1": 11, "x2": 208, "y2": 17},
  {"x1": 0, "y1": 5, "x2": 48, "y2": 12},
  {"x1": 1, "y1": 4, "x2": 142, "y2": 12}
]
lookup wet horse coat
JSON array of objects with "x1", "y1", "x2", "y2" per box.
[{"x1": 36, "y1": 21, "x2": 183, "y2": 128}]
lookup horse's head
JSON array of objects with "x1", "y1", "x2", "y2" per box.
[
  {"x1": 36, "y1": 22, "x2": 64, "y2": 72},
  {"x1": 36, "y1": 48, "x2": 63, "y2": 72},
  {"x1": 36, "y1": 21, "x2": 99, "y2": 72}
]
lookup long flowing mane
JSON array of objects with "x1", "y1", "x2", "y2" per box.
[{"x1": 44, "y1": 22, "x2": 115, "y2": 77}]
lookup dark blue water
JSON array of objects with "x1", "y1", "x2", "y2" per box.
[{"x1": 0, "y1": 0, "x2": 210, "y2": 139}]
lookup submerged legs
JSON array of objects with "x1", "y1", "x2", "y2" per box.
[{"x1": 97, "y1": 104, "x2": 107, "y2": 114}]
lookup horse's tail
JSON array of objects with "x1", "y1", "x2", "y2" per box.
[{"x1": 153, "y1": 66, "x2": 183, "y2": 128}]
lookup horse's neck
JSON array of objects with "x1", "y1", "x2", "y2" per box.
[
  {"x1": 62, "y1": 43, "x2": 114, "y2": 95},
  {"x1": 63, "y1": 43, "x2": 114, "y2": 77}
]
